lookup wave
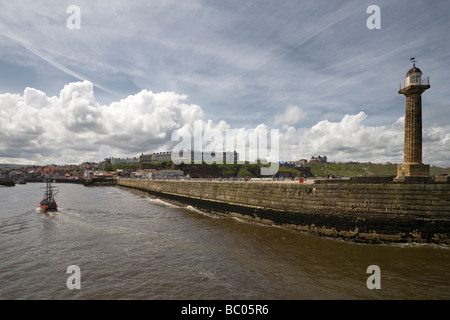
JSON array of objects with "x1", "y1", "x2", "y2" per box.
[
  {"x1": 145, "y1": 197, "x2": 181, "y2": 208},
  {"x1": 185, "y1": 206, "x2": 222, "y2": 219},
  {"x1": 388, "y1": 242, "x2": 450, "y2": 250}
]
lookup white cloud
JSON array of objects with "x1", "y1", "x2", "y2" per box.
[
  {"x1": 0, "y1": 81, "x2": 206, "y2": 164},
  {"x1": 292, "y1": 112, "x2": 449, "y2": 167},
  {"x1": 296, "y1": 111, "x2": 404, "y2": 163},
  {"x1": 1, "y1": 0, "x2": 450, "y2": 135},
  {"x1": 274, "y1": 105, "x2": 305, "y2": 126},
  {"x1": 1, "y1": 81, "x2": 449, "y2": 167}
]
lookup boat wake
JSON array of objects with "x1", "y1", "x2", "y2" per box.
[{"x1": 36, "y1": 208, "x2": 58, "y2": 217}]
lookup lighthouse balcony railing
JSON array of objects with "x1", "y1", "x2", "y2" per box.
[{"x1": 399, "y1": 76, "x2": 429, "y2": 90}]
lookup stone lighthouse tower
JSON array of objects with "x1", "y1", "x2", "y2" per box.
[{"x1": 397, "y1": 60, "x2": 430, "y2": 177}]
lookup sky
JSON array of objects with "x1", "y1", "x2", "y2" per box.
[{"x1": 0, "y1": 0, "x2": 449, "y2": 167}]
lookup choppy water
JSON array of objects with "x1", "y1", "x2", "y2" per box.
[{"x1": 0, "y1": 183, "x2": 449, "y2": 299}]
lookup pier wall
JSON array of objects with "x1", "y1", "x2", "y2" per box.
[
  {"x1": 0, "y1": 178, "x2": 15, "y2": 186},
  {"x1": 116, "y1": 179, "x2": 450, "y2": 244}
]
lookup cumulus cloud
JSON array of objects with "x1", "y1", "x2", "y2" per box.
[
  {"x1": 295, "y1": 112, "x2": 403, "y2": 163},
  {"x1": 0, "y1": 81, "x2": 449, "y2": 167},
  {"x1": 293, "y1": 112, "x2": 450, "y2": 166},
  {"x1": 274, "y1": 105, "x2": 305, "y2": 126},
  {"x1": 0, "y1": 81, "x2": 207, "y2": 164}
]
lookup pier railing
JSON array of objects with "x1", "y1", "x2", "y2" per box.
[{"x1": 399, "y1": 76, "x2": 430, "y2": 90}]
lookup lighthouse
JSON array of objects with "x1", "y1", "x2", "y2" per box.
[{"x1": 397, "y1": 60, "x2": 430, "y2": 177}]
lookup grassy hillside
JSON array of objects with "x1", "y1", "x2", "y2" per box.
[
  {"x1": 105, "y1": 161, "x2": 450, "y2": 178},
  {"x1": 309, "y1": 163, "x2": 396, "y2": 177},
  {"x1": 309, "y1": 163, "x2": 450, "y2": 177},
  {"x1": 430, "y1": 166, "x2": 450, "y2": 176}
]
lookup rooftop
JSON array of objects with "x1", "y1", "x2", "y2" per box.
[{"x1": 406, "y1": 63, "x2": 422, "y2": 76}]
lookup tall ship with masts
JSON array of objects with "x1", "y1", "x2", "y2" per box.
[{"x1": 39, "y1": 180, "x2": 58, "y2": 211}]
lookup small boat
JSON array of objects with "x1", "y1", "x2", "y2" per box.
[{"x1": 39, "y1": 180, "x2": 59, "y2": 211}]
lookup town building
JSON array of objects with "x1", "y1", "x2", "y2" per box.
[
  {"x1": 140, "y1": 150, "x2": 239, "y2": 164},
  {"x1": 155, "y1": 170, "x2": 185, "y2": 179},
  {"x1": 139, "y1": 153, "x2": 153, "y2": 162},
  {"x1": 110, "y1": 157, "x2": 139, "y2": 165},
  {"x1": 154, "y1": 152, "x2": 172, "y2": 162},
  {"x1": 310, "y1": 155, "x2": 327, "y2": 164},
  {"x1": 131, "y1": 169, "x2": 158, "y2": 179}
]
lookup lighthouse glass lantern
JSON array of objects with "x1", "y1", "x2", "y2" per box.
[{"x1": 405, "y1": 64, "x2": 422, "y2": 86}]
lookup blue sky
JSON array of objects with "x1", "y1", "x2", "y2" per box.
[{"x1": 0, "y1": 0, "x2": 449, "y2": 166}]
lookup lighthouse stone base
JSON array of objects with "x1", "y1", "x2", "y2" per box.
[{"x1": 398, "y1": 163, "x2": 430, "y2": 178}]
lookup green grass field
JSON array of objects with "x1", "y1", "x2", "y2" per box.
[{"x1": 309, "y1": 163, "x2": 450, "y2": 177}]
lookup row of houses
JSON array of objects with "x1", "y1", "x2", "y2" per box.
[
  {"x1": 140, "y1": 151, "x2": 239, "y2": 164},
  {"x1": 139, "y1": 152, "x2": 172, "y2": 163},
  {"x1": 308, "y1": 155, "x2": 328, "y2": 164},
  {"x1": 1, "y1": 164, "x2": 85, "y2": 181},
  {"x1": 104, "y1": 151, "x2": 241, "y2": 166},
  {"x1": 130, "y1": 169, "x2": 185, "y2": 179},
  {"x1": 103, "y1": 153, "x2": 327, "y2": 170},
  {"x1": 84, "y1": 169, "x2": 185, "y2": 180},
  {"x1": 104, "y1": 152, "x2": 174, "y2": 165},
  {"x1": 279, "y1": 156, "x2": 328, "y2": 167}
]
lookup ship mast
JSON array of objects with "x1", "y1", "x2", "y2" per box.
[{"x1": 42, "y1": 180, "x2": 58, "y2": 202}]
